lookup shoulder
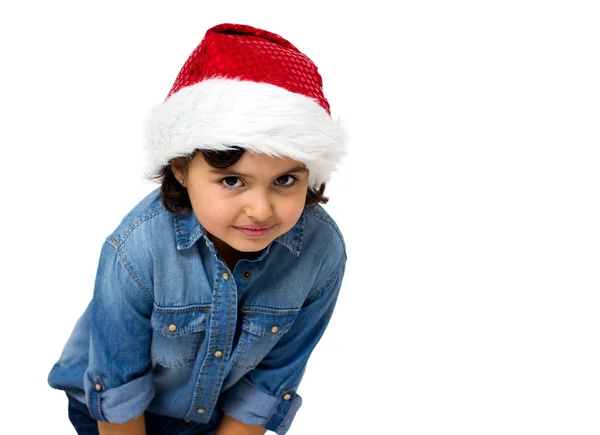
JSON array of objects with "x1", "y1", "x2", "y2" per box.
[
  {"x1": 104, "y1": 188, "x2": 174, "y2": 252},
  {"x1": 100, "y1": 189, "x2": 179, "y2": 296},
  {"x1": 304, "y1": 205, "x2": 345, "y2": 244},
  {"x1": 303, "y1": 204, "x2": 346, "y2": 257},
  {"x1": 300, "y1": 204, "x2": 347, "y2": 287}
]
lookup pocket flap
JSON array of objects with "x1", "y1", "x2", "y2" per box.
[
  {"x1": 151, "y1": 304, "x2": 210, "y2": 338},
  {"x1": 241, "y1": 307, "x2": 300, "y2": 339}
]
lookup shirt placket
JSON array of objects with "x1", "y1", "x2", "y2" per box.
[{"x1": 185, "y1": 240, "x2": 238, "y2": 422}]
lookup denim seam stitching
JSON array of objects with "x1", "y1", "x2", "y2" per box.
[
  {"x1": 96, "y1": 390, "x2": 103, "y2": 421},
  {"x1": 304, "y1": 207, "x2": 344, "y2": 247},
  {"x1": 113, "y1": 243, "x2": 154, "y2": 303},
  {"x1": 241, "y1": 309, "x2": 299, "y2": 316},
  {"x1": 153, "y1": 305, "x2": 211, "y2": 314},
  {"x1": 175, "y1": 214, "x2": 183, "y2": 246},
  {"x1": 276, "y1": 395, "x2": 296, "y2": 432},
  {"x1": 243, "y1": 323, "x2": 290, "y2": 337},
  {"x1": 151, "y1": 324, "x2": 207, "y2": 335},
  {"x1": 186, "y1": 273, "x2": 221, "y2": 420},
  {"x1": 113, "y1": 206, "x2": 166, "y2": 246},
  {"x1": 274, "y1": 212, "x2": 304, "y2": 255},
  {"x1": 306, "y1": 257, "x2": 346, "y2": 302},
  {"x1": 293, "y1": 213, "x2": 305, "y2": 255},
  {"x1": 175, "y1": 213, "x2": 204, "y2": 249}
]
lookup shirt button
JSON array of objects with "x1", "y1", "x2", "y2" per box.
[
  {"x1": 168, "y1": 324, "x2": 177, "y2": 332},
  {"x1": 95, "y1": 384, "x2": 102, "y2": 392},
  {"x1": 197, "y1": 408, "x2": 206, "y2": 414},
  {"x1": 214, "y1": 350, "x2": 223, "y2": 358},
  {"x1": 205, "y1": 240, "x2": 209, "y2": 247},
  {"x1": 222, "y1": 272, "x2": 230, "y2": 280},
  {"x1": 242, "y1": 270, "x2": 252, "y2": 279},
  {"x1": 271, "y1": 325, "x2": 279, "y2": 334},
  {"x1": 283, "y1": 393, "x2": 292, "y2": 401}
]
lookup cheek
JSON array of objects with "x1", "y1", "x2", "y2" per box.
[
  {"x1": 278, "y1": 192, "x2": 307, "y2": 223},
  {"x1": 188, "y1": 187, "x2": 233, "y2": 225}
]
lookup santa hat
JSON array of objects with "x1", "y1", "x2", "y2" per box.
[{"x1": 144, "y1": 23, "x2": 347, "y2": 190}]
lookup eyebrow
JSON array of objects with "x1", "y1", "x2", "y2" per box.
[{"x1": 209, "y1": 165, "x2": 308, "y2": 179}]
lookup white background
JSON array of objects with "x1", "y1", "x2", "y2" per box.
[{"x1": 1, "y1": 1, "x2": 599, "y2": 434}]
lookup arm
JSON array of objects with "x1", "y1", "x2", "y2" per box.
[
  {"x1": 220, "y1": 257, "x2": 347, "y2": 435},
  {"x1": 84, "y1": 240, "x2": 155, "y2": 424},
  {"x1": 217, "y1": 414, "x2": 266, "y2": 435},
  {"x1": 98, "y1": 414, "x2": 146, "y2": 435}
]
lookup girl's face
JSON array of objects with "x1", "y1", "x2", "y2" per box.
[{"x1": 174, "y1": 152, "x2": 309, "y2": 258}]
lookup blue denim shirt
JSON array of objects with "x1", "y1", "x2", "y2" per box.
[{"x1": 48, "y1": 188, "x2": 347, "y2": 434}]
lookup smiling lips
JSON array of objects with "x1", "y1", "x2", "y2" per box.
[
  {"x1": 233, "y1": 225, "x2": 275, "y2": 237},
  {"x1": 234, "y1": 224, "x2": 274, "y2": 230}
]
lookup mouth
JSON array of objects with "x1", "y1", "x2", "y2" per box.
[
  {"x1": 234, "y1": 225, "x2": 274, "y2": 230},
  {"x1": 233, "y1": 225, "x2": 275, "y2": 238}
]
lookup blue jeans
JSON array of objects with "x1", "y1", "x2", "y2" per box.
[{"x1": 67, "y1": 395, "x2": 220, "y2": 435}]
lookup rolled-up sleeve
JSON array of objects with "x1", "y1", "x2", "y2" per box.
[
  {"x1": 83, "y1": 240, "x2": 155, "y2": 423},
  {"x1": 221, "y1": 257, "x2": 347, "y2": 434}
]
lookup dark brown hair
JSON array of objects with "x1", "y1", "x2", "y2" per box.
[{"x1": 150, "y1": 147, "x2": 328, "y2": 214}]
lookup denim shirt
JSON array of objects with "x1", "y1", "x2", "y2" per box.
[{"x1": 48, "y1": 188, "x2": 347, "y2": 435}]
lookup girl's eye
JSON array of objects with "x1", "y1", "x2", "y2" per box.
[
  {"x1": 221, "y1": 177, "x2": 243, "y2": 188},
  {"x1": 219, "y1": 175, "x2": 298, "y2": 189},
  {"x1": 275, "y1": 175, "x2": 298, "y2": 187}
]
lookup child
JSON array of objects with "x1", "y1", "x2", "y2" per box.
[{"x1": 48, "y1": 23, "x2": 348, "y2": 435}]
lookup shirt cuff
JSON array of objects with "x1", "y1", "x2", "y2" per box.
[
  {"x1": 220, "y1": 376, "x2": 302, "y2": 435},
  {"x1": 84, "y1": 372, "x2": 155, "y2": 423}
]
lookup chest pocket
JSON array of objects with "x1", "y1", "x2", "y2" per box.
[
  {"x1": 150, "y1": 304, "x2": 209, "y2": 368},
  {"x1": 232, "y1": 307, "x2": 301, "y2": 370}
]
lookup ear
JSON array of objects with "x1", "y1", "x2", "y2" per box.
[{"x1": 170, "y1": 159, "x2": 186, "y2": 185}]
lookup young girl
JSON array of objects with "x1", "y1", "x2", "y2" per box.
[{"x1": 48, "y1": 23, "x2": 348, "y2": 435}]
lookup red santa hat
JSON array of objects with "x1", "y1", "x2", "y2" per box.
[{"x1": 144, "y1": 23, "x2": 347, "y2": 190}]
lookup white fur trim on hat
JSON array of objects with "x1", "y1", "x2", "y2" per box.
[{"x1": 144, "y1": 77, "x2": 347, "y2": 189}]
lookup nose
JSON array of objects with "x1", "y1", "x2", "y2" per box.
[{"x1": 244, "y1": 190, "x2": 273, "y2": 222}]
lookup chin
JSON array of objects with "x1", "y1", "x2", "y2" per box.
[
  {"x1": 233, "y1": 238, "x2": 273, "y2": 253},
  {"x1": 229, "y1": 232, "x2": 280, "y2": 252}
]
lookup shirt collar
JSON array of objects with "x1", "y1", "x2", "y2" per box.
[{"x1": 174, "y1": 210, "x2": 305, "y2": 257}]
